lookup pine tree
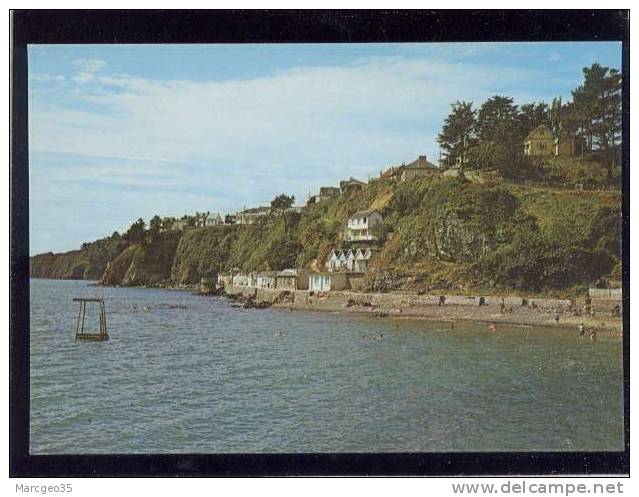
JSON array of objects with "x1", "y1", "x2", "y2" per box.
[{"x1": 436, "y1": 101, "x2": 476, "y2": 169}]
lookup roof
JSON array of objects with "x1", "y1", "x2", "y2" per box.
[
  {"x1": 258, "y1": 271, "x2": 278, "y2": 277},
  {"x1": 319, "y1": 186, "x2": 340, "y2": 195},
  {"x1": 238, "y1": 206, "x2": 271, "y2": 215},
  {"x1": 405, "y1": 157, "x2": 438, "y2": 170},
  {"x1": 524, "y1": 124, "x2": 552, "y2": 142},
  {"x1": 349, "y1": 209, "x2": 380, "y2": 219},
  {"x1": 277, "y1": 269, "x2": 299, "y2": 277},
  {"x1": 340, "y1": 177, "x2": 366, "y2": 187}
]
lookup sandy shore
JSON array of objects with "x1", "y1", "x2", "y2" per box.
[{"x1": 224, "y1": 286, "x2": 623, "y2": 334}]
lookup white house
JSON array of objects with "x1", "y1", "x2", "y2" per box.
[
  {"x1": 346, "y1": 209, "x2": 383, "y2": 242},
  {"x1": 205, "y1": 213, "x2": 223, "y2": 226}
]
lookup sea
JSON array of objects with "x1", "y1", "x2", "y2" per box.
[{"x1": 29, "y1": 278, "x2": 625, "y2": 454}]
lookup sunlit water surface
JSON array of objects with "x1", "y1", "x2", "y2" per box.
[{"x1": 30, "y1": 279, "x2": 624, "y2": 454}]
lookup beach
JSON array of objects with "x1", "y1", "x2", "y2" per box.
[{"x1": 223, "y1": 285, "x2": 623, "y2": 334}]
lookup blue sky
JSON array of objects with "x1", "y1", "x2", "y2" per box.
[{"x1": 28, "y1": 42, "x2": 621, "y2": 254}]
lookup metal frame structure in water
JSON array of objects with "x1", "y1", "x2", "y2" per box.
[{"x1": 73, "y1": 298, "x2": 108, "y2": 342}]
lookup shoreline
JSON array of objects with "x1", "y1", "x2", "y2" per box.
[
  {"x1": 33, "y1": 278, "x2": 623, "y2": 334},
  {"x1": 223, "y1": 285, "x2": 624, "y2": 334}
]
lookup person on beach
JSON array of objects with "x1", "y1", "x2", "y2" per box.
[
  {"x1": 438, "y1": 295, "x2": 446, "y2": 306},
  {"x1": 554, "y1": 311, "x2": 560, "y2": 324},
  {"x1": 500, "y1": 298, "x2": 506, "y2": 313},
  {"x1": 590, "y1": 330, "x2": 597, "y2": 342}
]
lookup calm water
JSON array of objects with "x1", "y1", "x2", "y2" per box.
[{"x1": 30, "y1": 278, "x2": 624, "y2": 454}]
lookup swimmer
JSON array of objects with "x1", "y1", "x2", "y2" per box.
[
  {"x1": 488, "y1": 323, "x2": 497, "y2": 332},
  {"x1": 274, "y1": 330, "x2": 284, "y2": 337},
  {"x1": 376, "y1": 333, "x2": 384, "y2": 340}
]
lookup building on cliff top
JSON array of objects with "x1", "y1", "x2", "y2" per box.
[
  {"x1": 339, "y1": 177, "x2": 367, "y2": 194},
  {"x1": 236, "y1": 206, "x2": 271, "y2": 225},
  {"x1": 379, "y1": 155, "x2": 437, "y2": 183},
  {"x1": 205, "y1": 213, "x2": 223, "y2": 226}
]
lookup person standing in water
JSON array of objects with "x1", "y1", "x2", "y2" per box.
[{"x1": 578, "y1": 323, "x2": 585, "y2": 336}]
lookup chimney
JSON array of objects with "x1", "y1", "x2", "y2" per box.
[{"x1": 418, "y1": 155, "x2": 427, "y2": 168}]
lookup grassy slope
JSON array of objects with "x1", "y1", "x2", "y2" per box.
[{"x1": 31, "y1": 157, "x2": 622, "y2": 295}]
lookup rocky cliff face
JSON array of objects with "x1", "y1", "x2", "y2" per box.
[
  {"x1": 30, "y1": 234, "x2": 125, "y2": 280},
  {"x1": 100, "y1": 233, "x2": 181, "y2": 286},
  {"x1": 170, "y1": 226, "x2": 238, "y2": 285}
]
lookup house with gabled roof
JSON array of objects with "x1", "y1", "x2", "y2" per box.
[
  {"x1": 523, "y1": 124, "x2": 553, "y2": 157},
  {"x1": 205, "y1": 213, "x2": 223, "y2": 226},
  {"x1": 346, "y1": 209, "x2": 383, "y2": 242},
  {"x1": 379, "y1": 155, "x2": 437, "y2": 183}
]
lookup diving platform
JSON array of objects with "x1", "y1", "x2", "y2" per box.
[{"x1": 73, "y1": 298, "x2": 109, "y2": 342}]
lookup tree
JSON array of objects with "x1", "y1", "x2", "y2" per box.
[
  {"x1": 476, "y1": 95, "x2": 519, "y2": 143},
  {"x1": 466, "y1": 141, "x2": 511, "y2": 174},
  {"x1": 161, "y1": 217, "x2": 175, "y2": 232},
  {"x1": 123, "y1": 218, "x2": 146, "y2": 244},
  {"x1": 518, "y1": 102, "x2": 550, "y2": 136},
  {"x1": 148, "y1": 215, "x2": 162, "y2": 242},
  {"x1": 437, "y1": 101, "x2": 476, "y2": 169},
  {"x1": 271, "y1": 194, "x2": 295, "y2": 230},
  {"x1": 185, "y1": 215, "x2": 196, "y2": 228},
  {"x1": 571, "y1": 63, "x2": 621, "y2": 152},
  {"x1": 271, "y1": 194, "x2": 294, "y2": 214},
  {"x1": 475, "y1": 96, "x2": 522, "y2": 174}
]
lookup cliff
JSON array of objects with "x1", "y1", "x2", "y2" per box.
[
  {"x1": 99, "y1": 232, "x2": 181, "y2": 286},
  {"x1": 170, "y1": 226, "x2": 238, "y2": 285},
  {"x1": 30, "y1": 161, "x2": 621, "y2": 295},
  {"x1": 30, "y1": 233, "x2": 126, "y2": 280}
]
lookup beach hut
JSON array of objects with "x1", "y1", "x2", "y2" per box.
[
  {"x1": 257, "y1": 271, "x2": 277, "y2": 289},
  {"x1": 326, "y1": 250, "x2": 340, "y2": 272},
  {"x1": 276, "y1": 269, "x2": 309, "y2": 290},
  {"x1": 345, "y1": 250, "x2": 356, "y2": 271},
  {"x1": 308, "y1": 272, "x2": 349, "y2": 292}
]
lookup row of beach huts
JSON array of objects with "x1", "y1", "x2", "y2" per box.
[
  {"x1": 218, "y1": 247, "x2": 378, "y2": 293},
  {"x1": 219, "y1": 269, "x2": 364, "y2": 292}
]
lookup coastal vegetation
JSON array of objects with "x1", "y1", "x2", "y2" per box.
[{"x1": 30, "y1": 63, "x2": 622, "y2": 297}]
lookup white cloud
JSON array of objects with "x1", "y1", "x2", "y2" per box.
[
  {"x1": 29, "y1": 54, "x2": 563, "y2": 253},
  {"x1": 72, "y1": 57, "x2": 107, "y2": 83}
]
